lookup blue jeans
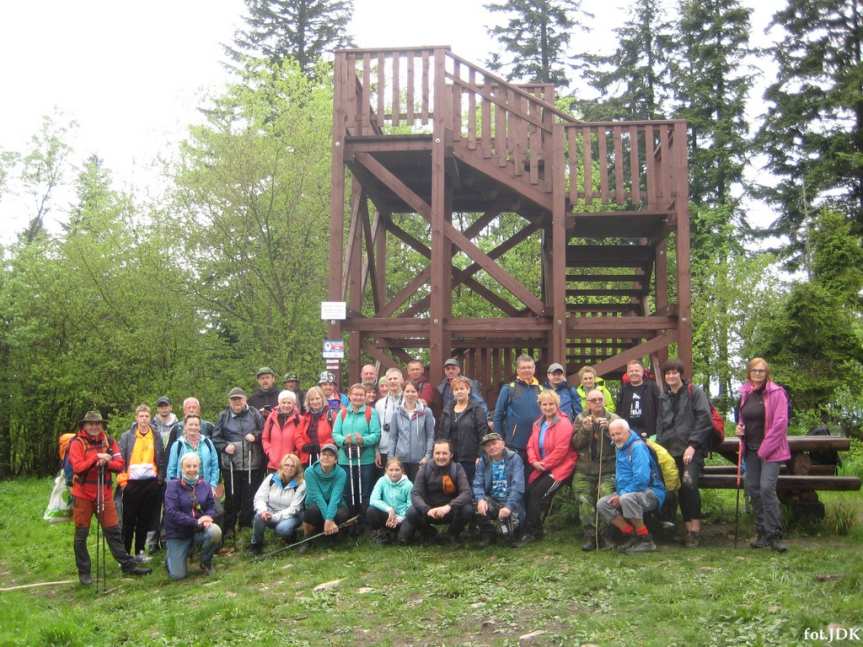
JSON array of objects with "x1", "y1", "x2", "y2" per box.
[
  {"x1": 251, "y1": 513, "x2": 300, "y2": 546},
  {"x1": 165, "y1": 524, "x2": 222, "y2": 580}
]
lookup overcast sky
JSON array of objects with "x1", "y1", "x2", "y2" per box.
[{"x1": 0, "y1": 0, "x2": 782, "y2": 241}]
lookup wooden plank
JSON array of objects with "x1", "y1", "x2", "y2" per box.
[
  {"x1": 551, "y1": 123, "x2": 567, "y2": 365},
  {"x1": 566, "y1": 289, "x2": 646, "y2": 297},
  {"x1": 328, "y1": 53, "x2": 348, "y2": 386},
  {"x1": 583, "y1": 127, "x2": 593, "y2": 202},
  {"x1": 463, "y1": 278, "x2": 521, "y2": 316},
  {"x1": 629, "y1": 125, "x2": 640, "y2": 205},
  {"x1": 567, "y1": 274, "x2": 645, "y2": 283},
  {"x1": 699, "y1": 474, "x2": 861, "y2": 492},
  {"x1": 645, "y1": 125, "x2": 656, "y2": 208},
  {"x1": 481, "y1": 80, "x2": 492, "y2": 158},
  {"x1": 421, "y1": 50, "x2": 430, "y2": 124},
  {"x1": 452, "y1": 60, "x2": 461, "y2": 140},
  {"x1": 346, "y1": 57, "x2": 359, "y2": 135},
  {"x1": 430, "y1": 47, "x2": 448, "y2": 381},
  {"x1": 345, "y1": 137, "x2": 433, "y2": 154},
  {"x1": 613, "y1": 126, "x2": 624, "y2": 204},
  {"x1": 495, "y1": 84, "x2": 507, "y2": 167},
  {"x1": 567, "y1": 127, "x2": 578, "y2": 204},
  {"x1": 589, "y1": 331, "x2": 677, "y2": 375},
  {"x1": 374, "y1": 210, "x2": 387, "y2": 309},
  {"x1": 467, "y1": 68, "x2": 477, "y2": 150},
  {"x1": 673, "y1": 120, "x2": 692, "y2": 374},
  {"x1": 391, "y1": 52, "x2": 400, "y2": 127},
  {"x1": 598, "y1": 127, "x2": 608, "y2": 202},
  {"x1": 565, "y1": 244, "x2": 654, "y2": 266},
  {"x1": 362, "y1": 341, "x2": 400, "y2": 373},
  {"x1": 655, "y1": 240, "x2": 668, "y2": 313},
  {"x1": 452, "y1": 144, "x2": 553, "y2": 211},
  {"x1": 362, "y1": 54, "x2": 371, "y2": 134},
  {"x1": 360, "y1": 199, "x2": 382, "y2": 312},
  {"x1": 406, "y1": 53, "x2": 415, "y2": 124},
  {"x1": 448, "y1": 318, "x2": 551, "y2": 333},
  {"x1": 720, "y1": 436, "x2": 852, "y2": 452},
  {"x1": 341, "y1": 182, "x2": 363, "y2": 299},
  {"x1": 377, "y1": 53, "x2": 385, "y2": 128},
  {"x1": 529, "y1": 99, "x2": 540, "y2": 185},
  {"x1": 658, "y1": 124, "x2": 670, "y2": 204},
  {"x1": 568, "y1": 318, "x2": 676, "y2": 335},
  {"x1": 567, "y1": 304, "x2": 641, "y2": 312},
  {"x1": 512, "y1": 90, "x2": 523, "y2": 177}
]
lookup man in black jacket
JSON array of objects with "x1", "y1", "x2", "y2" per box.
[
  {"x1": 248, "y1": 367, "x2": 279, "y2": 414},
  {"x1": 400, "y1": 439, "x2": 473, "y2": 544},
  {"x1": 616, "y1": 360, "x2": 660, "y2": 437}
]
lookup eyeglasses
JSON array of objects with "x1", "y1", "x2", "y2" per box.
[
  {"x1": 750, "y1": 369, "x2": 766, "y2": 374},
  {"x1": 587, "y1": 397, "x2": 604, "y2": 403}
]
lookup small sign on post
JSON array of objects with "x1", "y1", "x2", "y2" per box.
[
  {"x1": 323, "y1": 339, "x2": 345, "y2": 359},
  {"x1": 321, "y1": 301, "x2": 347, "y2": 321}
]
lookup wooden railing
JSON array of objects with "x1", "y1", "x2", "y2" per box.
[{"x1": 335, "y1": 47, "x2": 687, "y2": 210}]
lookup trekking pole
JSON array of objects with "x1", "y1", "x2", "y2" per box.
[
  {"x1": 255, "y1": 516, "x2": 360, "y2": 559},
  {"x1": 346, "y1": 440, "x2": 356, "y2": 512},
  {"x1": 355, "y1": 443, "x2": 364, "y2": 510},
  {"x1": 245, "y1": 438, "x2": 251, "y2": 486},
  {"x1": 95, "y1": 464, "x2": 106, "y2": 593},
  {"x1": 734, "y1": 436, "x2": 743, "y2": 548},
  {"x1": 595, "y1": 420, "x2": 603, "y2": 552}
]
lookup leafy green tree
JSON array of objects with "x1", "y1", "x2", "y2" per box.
[
  {"x1": 485, "y1": 0, "x2": 591, "y2": 86},
  {"x1": 229, "y1": 0, "x2": 354, "y2": 76},
  {"x1": 577, "y1": 0, "x2": 674, "y2": 120},
  {"x1": 755, "y1": 0, "x2": 863, "y2": 266},
  {"x1": 171, "y1": 58, "x2": 333, "y2": 388}
]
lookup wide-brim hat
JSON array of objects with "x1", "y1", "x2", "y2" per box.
[{"x1": 80, "y1": 410, "x2": 106, "y2": 426}]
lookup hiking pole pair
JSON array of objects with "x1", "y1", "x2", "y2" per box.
[
  {"x1": 595, "y1": 419, "x2": 604, "y2": 552},
  {"x1": 346, "y1": 439, "x2": 357, "y2": 511},
  {"x1": 734, "y1": 436, "x2": 744, "y2": 548},
  {"x1": 95, "y1": 464, "x2": 107, "y2": 593},
  {"x1": 254, "y1": 516, "x2": 360, "y2": 559}
]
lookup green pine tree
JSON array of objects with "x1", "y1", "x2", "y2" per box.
[
  {"x1": 755, "y1": 0, "x2": 863, "y2": 266},
  {"x1": 229, "y1": 0, "x2": 354, "y2": 76},
  {"x1": 485, "y1": 0, "x2": 591, "y2": 86}
]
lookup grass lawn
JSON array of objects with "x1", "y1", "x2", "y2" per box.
[{"x1": 0, "y1": 478, "x2": 861, "y2": 646}]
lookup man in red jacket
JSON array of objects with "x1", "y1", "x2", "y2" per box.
[{"x1": 69, "y1": 411, "x2": 151, "y2": 585}]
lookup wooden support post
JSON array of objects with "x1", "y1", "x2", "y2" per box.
[
  {"x1": 550, "y1": 124, "x2": 567, "y2": 365},
  {"x1": 673, "y1": 121, "x2": 692, "y2": 374},
  {"x1": 328, "y1": 53, "x2": 347, "y2": 386},
  {"x1": 430, "y1": 48, "x2": 448, "y2": 386}
]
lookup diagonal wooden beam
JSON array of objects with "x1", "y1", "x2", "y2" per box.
[
  {"x1": 588, "y1": 331, "x2": 678, "y2": 378},
  {"x1": 359, "y1": 199, "x2": 382, "y2": 312},
  {"x1": 341, "y1": 185, "x2": 364, "y2": 299},
  {"x1": 361, "y1": 340, "x2": 400, "y2": 372},
  {"x1": 376, "y1": 268, "x2": 431, "y2": 318}
]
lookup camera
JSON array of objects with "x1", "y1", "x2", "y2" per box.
[{"x1": 383, "y1": 423, "x2": 390, "y2": 432}]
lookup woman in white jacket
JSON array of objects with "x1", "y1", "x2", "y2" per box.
[{"x1": 248, "y1": 453, "x2": 306, "y2": 554}]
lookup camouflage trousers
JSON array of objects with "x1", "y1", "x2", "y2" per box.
[{"x1": 571, "y1": 471, "x2": 616, "y2": 530}]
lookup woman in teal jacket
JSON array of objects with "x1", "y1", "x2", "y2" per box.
[
  {"x1": 301, "y1": 444, "x2": 350, "y2": 550},
  {"x1": 166, "y1": 415, "x2": 220, "y2": 488},
  {"x1": 367, "y1": 457, "x2": 413, "y2": 543},
  {"x1": 332, "y1": 384, "x2": 381, "y2": 511}
]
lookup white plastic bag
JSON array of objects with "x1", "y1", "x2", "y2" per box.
[{"x1": 43, "y1": 473, "x2": 72, "y2": 523}]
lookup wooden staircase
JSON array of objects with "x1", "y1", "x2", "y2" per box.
[{"x1": 329, "y1": 46, "x2": 691, "y2": 390}]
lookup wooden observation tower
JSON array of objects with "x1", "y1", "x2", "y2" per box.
[{"x1": 327, "y1": 46, "x2": 691, "y2": 397}]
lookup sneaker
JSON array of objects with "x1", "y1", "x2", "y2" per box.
[
  {"x1": 200, "y1": 561, "x2": 215, "y2": 576},
  {"x1": 78, "y1": 573, "x2": 93, "y2": 586},
  {"x1": 122, "y1": 565, "x2": 152, "y2": 576},
  {"x1": 750, "y1": 535, "x2": 770, "y2": 549},
  {"x1": 769, "y1": 537, "x2": 788, "y2": 553},
  {"x1": 135, "y1": 551, "x2": 152, "y2": 563},
  {"x1": 684, "y1": 532, "x2": 701, "y2": 548},
  {"x1": 625, "y1": 536, "x2": 657, "y2": 553},
  {"x1": 615, "y1": 536, "x2": 639, "y2": 553}
]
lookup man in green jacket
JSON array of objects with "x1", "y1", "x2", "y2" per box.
[{"x1": 332, "y1": 383, "x2": 381, "y2": 513}]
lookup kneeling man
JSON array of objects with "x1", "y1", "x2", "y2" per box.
[
  {"x1": 472, "y1": 432, "x2": 525, "y2": 546},
  {"x1": 596, "y1": 419, "x2": 665, "y2": 553}
]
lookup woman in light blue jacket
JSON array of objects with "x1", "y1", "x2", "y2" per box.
[
  {"x1": 166, "y1": 415, "x2": 220, "y2": 488},
  {"x1": 391, "y1": 382, "x2": 435, "y2": 482},
  {"x1": 367, "y1": 457, "x2": 413, "y2": 544}
]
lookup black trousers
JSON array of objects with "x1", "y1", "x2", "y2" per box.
[
  {"x1": 224, "y1": 468, "x2": 265, "y2": 533},
  {"x1": 122, "y1": 478, "x2": 161, "y2": 555},
  {"x1": 476, "y1": 498, "x2": 520, "y2": 536},
  {"x1": 303, "y1": 504, "x2": 351, "y2": 532},
  {"x1": 673, "y1": 452, "x2": 704, "y2": 522},
  {"x1": 401, "y1": 503, "x2": 473, "y2": 542},
  {"x1": 524, "y1": 472, "x2": 557, "y2": 536}
]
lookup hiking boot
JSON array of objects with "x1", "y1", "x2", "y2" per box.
[
  {"x1": 78, "y1": 573, "x2": 92, "y2": 586},
  {"x1": 750, "y1": 535, "x2": 770, "y2": 549},
  {"x1": 616, "y1": 535, "x2": 639, "y2": 553},
  {"x1": 200, "y1": 561, "x2": 215, "y2": 576},
  {"x1": 122, "y1": 564, "x2": 152, "y2": 576},
  {"x1": 247, "y1": 542, "x2": 263, "y2": 556},
  {"x1": 624, "y1": 536, "x2": 657, "y2": 554},
  {"x1": 581, "y1": 530, "x2": 600, "y2": 551},
  {"x1": 135, "y1": 550, "x2": 152, "y2": 563},
  {"x1": 769, "y1": 537, "x2": 788, "y2": 553},
  {"x1": 683, "y1": 531, "x2": 701, "y2": 548}
]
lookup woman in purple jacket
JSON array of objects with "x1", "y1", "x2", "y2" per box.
[
  {"x1": 164, "y1": 453, "x2": 223, "y2": 579},
  {"x1": 736, "y1": 357, "x2": 790, "y2": 553}
]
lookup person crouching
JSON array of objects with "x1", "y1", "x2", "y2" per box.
[
  {"x1": 164, "y1": 453, "x2": 222, "y2": 579},
  {"x1": 473, "y1": 432, "x2": 525, "y2": 547},
  {"x1": 596, "y1": 420, "x2": 666, "y2": 554},
  {"x1": 249, "y1": 453, "x2": 306, "y2": 555}
]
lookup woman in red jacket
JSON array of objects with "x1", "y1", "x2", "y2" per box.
[
  {"x1": 520, "y1": 390, "x2": 578, "y2": 544},
  {"x1": 295, "y1": 386, "x2": 335, "y2": 466},
  {"x1": 262, "y1": 391, "x2": 301, "y2": 472},
  {"x1": 736, "y1": 357, "x2": 790, "y2": 552}
]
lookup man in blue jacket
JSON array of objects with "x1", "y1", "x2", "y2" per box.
[
  {"x1": 472, "y1": 432, "x2": 525, "y2": 547},
  {"x1": 543, "y1": 362, "x2": 581, "y2": 420},
  {"x1": 493, "y1": 354, "x2": 542, "y2": 472},
  {"x1": 596, "y1": 419, "x2": 666, "y2": 554}
]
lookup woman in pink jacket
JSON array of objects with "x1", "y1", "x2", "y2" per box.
[
  {"x1": 736, "y1": 357, "x2": 790, "y2": 553},
  {"x1": 520, "y1": 389, "x2": 578, "y2": 543},
  {"x1": 262, "y1": 391, "x2": 301, "y2": 472}
]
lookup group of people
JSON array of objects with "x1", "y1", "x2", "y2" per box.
[{"x1": 67, "y1": 355, "x2": 790, "y2": 585}]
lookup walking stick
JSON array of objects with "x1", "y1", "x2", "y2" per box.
[
  {"x1": 246, "y1": 438, "x2": 251, "y2": 486},
  {"x1": 255, "y1": 516, "x2": 360, "y2": 559},
  {"x1": 355, "y1": 443, "x2": 364, "y2": 510},
  {"x1": 595, "y1": 419, "x2": 604, "y2": 552},
  {"x1": 95, "y1": 464, "x2": 107, "y2": 593},
  {"x1": 346, "y1": 440, "x2": 356, "y2": 511},
  {"x1": 734, "y1": 436, "x2": 744, "y2": 548}
]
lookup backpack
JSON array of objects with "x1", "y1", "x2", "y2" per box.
[
  {"x1": 339, "y1": 405, "x2": 373, "y2": 424},
  {"x1": 773, "y1": 381, "x2": 793, "y2": 423},
  {"x1": 644, "y1": 438, "x2": 680, "y2": 492},
  {"x1": 688, "y1": 384, "x2": 724, "y2": 451},
  {"x1": 62, "y1": 434, "x2": 110, "y2": 487}
]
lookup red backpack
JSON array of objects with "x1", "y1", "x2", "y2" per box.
[
  {"x1": 689, "y1": 384, "x2": 725, "y2": 450},
  {"x1": 339, "y1": 405, "x2": 372, "y2": 424}
]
